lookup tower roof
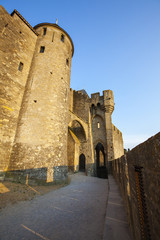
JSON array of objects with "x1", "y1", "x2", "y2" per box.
[{"x1": 34, "y1": 23, "x2": 74, "y2": 56}]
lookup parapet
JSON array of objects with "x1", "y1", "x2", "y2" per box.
[
  {"x1": 73, "y1": 90, "x2": 89, "y2": 100},
  {"x1": 90, "y1": 90, "x2": 114, "y2": 113},
  {"x1": 91, "y1": 92, "x2": 100, "y2": 99},
  {"x1": 112, "y1": 124, "x2": 122, "y2": 136},
  {"x1": 91, "y1": 92, "x2": 103, "y2": 106}
]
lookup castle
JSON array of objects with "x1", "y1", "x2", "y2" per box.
[{"x1": 0, "y1": 6, "x2": 124, "y2": 184}]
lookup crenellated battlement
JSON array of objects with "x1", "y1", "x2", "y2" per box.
[
  {"x1": 112, "y1": 124, "x2": 122, "y2": 136},
  {"x1": 90, "y1": 90, "x2": 114, "y2": 113},
  {"x1": 73, "y1": 89, "x2": 89, "y2": 99}
]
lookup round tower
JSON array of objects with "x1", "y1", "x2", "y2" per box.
[{"x1": 8, "y1": 23, "x2": 74, "y2": 184}]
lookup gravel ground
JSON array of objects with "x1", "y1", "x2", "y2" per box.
[{"x1": 0, "y1": 180, "x2": 67, "y2": 211}]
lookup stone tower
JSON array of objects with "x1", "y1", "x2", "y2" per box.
[
  {"x1": 103, "y1": 90, "x2": 114, "y2": 161},
  {"x1": 8, "y1": 23, "x2": 74, "y2": 183},
  {"x1": 90, "y1": 90, "x2": 122, "y2": 176}
]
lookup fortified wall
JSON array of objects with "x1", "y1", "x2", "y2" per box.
[
  {"x1": 0, "y1": 6, "x2": 124, "y2": 184},
  {"x1": 110, "y1": 132, "x2": 160, "y2": 240}
]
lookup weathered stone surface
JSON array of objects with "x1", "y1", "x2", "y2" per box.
[
  {"x1": 112, "y1": 124, "x2": 124, "y2": 159},
  {"x1": 0, "y1": 6, "x2": 124, "y2": 184},
  {"x1": 111, "y1": 132, "x2": 160, "y2": 240},
  {"x1": 0, "y1": 6, "x2": 37, "y2": 173}
]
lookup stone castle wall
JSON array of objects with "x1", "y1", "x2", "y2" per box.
[
  {"x1": 0, "y1": 6, "x2": 37, "y2": 178},
  {"x1": 111, "y1": 132, "x2": 160, "y2": 240},
  {"x1": 73, "y1": 90, "x2": 90, "y2": 122},
  {"x1": 112, "y1": 124, "x2": 124, "y2": 159}
]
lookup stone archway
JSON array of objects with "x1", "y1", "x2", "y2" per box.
[
  {"x1": 69, "y1": 111, "x2": 88, "y2": 140},
  {"x1": 95, "y1": 142, "x2": 108, "y2": 179},
  {"x1": 67, "y1": 120, "x2": 86, "y2": 172},
  {"x1": 95, "y1": 143, "x2": 105, "y2": 167},
  {"x1": 69, "y1": 120, "x2": 86, "y2": 142},
  {"x1": 79, "y1": 154, "x2": 85, "y2": 172}
]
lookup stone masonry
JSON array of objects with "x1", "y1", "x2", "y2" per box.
[
  {"x1": 111, "y1": 132, "x2": 160, "y2": 240},
  {"x1": 0, "y1": 6, "x2": 124, "y2": 184}
]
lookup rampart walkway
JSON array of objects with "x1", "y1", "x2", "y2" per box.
[
  {"x1": 0, "y1": 173, "x2": 132, "y2": 240},
  {"x1": 103, "y1": 175, "x2": 132, "y2": 240}
]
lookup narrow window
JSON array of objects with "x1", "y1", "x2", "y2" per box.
[
  {"x1": 66, "y1": 58, "x2": 69, "y2": 66},
  {"x1": 52, "y1": 33, "x2": 54, "y2": 42},
  {"x1": 61, "y1": 34, "x2": 64, "y2": 42},
  {"x1": 97, "y1": 122, "x2": 100, "y2": 128},
  {"x1": 18, "y1": 62, "x2": 23, "y2": 72},
  {"x1": 97, "y1": 103, "x2": 100, "y2": 108},
  {"x1": 40, "y1": 46, "x2": 45, "y2": 53},
  {"x1": 43, "y1": 28, "x2": 47, "y2": 35}
]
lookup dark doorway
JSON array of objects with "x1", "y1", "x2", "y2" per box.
[
  {"x1": 79, "y1": 154, "x2": 85, "y2": 172},
  {"x1": 95, "y1": 143, "x2": 108, "y2": 179}
]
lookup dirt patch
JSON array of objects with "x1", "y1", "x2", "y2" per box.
[{"x1": 0, "y1": 181, "x2": 67, "y2": 210}]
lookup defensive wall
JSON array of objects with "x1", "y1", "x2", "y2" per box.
[{"x1": 110, "y1": 132, "x2": 160, "y2": 240}]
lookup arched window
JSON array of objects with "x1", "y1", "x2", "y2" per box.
[{"x1": 97, "y1": 103, "x2": 101, "y2": 108}]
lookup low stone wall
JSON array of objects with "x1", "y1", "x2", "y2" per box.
[
  {"x1": 5, "y1": 166, "x2": 68, "y2": 185},
  {"x1": 110, "y1": 132, "x2": 160, "y2": 240}
]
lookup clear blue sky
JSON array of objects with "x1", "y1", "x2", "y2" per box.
[{"x1": 2, "y1": 0, "x2": 160, "y2": 149}]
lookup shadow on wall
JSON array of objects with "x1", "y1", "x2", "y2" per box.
[
  {"x1": 110, "y1": 132, "x2": 160, "y2": 240},
  {"x1": 4, "y1": 166, "x2": 68, "y2": 185},
  {"x1": 69, "y1": 120, "x2": 86, "y2": 142}
]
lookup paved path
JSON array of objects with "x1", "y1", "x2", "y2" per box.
[
  {"x1": 103, "y1": 175, "x2": 132, "y2": 240},
  {"x1": 0, "y1": 173, "x2": 108, "y2": 240}
]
